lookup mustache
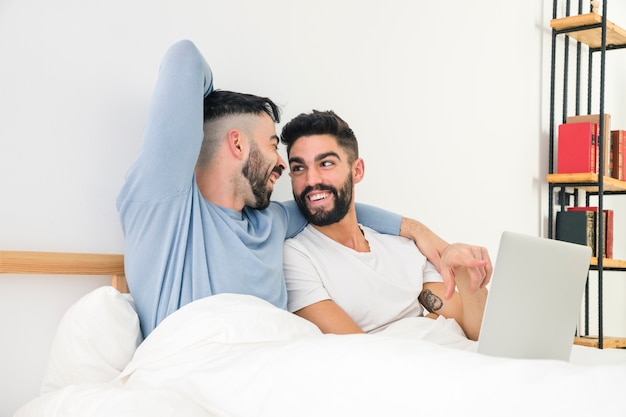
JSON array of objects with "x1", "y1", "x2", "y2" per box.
[{"x1": 272, "y1": 165, "x2": 284, "y2": 177}]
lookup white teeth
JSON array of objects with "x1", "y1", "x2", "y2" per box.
[{"x1": 309, "y1": 193, "x2": 328, "y2": 201}]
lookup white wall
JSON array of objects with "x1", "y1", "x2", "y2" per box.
[{"x1": 1, "y1": 0, "x2": 625, "y2": 415}]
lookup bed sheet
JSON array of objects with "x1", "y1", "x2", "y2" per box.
[{"x1": 15, "y1": 293, "x2": 626, "y2": 417}]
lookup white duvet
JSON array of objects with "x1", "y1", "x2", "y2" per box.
[{"x1": 16, "y1": 292, "x2": 626, "y2": 417}]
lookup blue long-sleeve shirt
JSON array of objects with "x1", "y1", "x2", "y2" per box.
[{"x1": 116, "y1": 40, "x2": 401, "y2": 337}]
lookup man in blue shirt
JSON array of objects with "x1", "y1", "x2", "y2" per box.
[{"x1": 117, "y1": 40, "x2": 491, "y2": 337}]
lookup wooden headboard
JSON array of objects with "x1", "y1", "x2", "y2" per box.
[{"x1": 0, "y1": 250, "x2": 128, "y2": 293}]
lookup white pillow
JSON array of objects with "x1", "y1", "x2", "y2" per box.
[{"x1": 41, "y1": 286, "x2": 143, "y2": 394}]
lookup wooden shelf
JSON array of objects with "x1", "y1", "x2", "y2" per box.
[
  {"x1": 546, "y1": 174, "x2": 626, "y2": 270},
  {"x1": 550, "y1": 4, "x2": 626, "y2": 353},
  {"x1": 550, "y1": 13, "x2": 626, "y2": 49},
  {"x1": 546, "y1": 173, "x2": 626, "y2": 192},
  {"x1": 590, "y1": 257, "x2": 626, "y2": 269},
  {"x1": 574, "y1": 336, "x2": 626, "y2": 348}
]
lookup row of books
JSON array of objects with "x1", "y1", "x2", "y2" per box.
[
  {"x1": 555, "y1": 207, "x2": 614, "y2": 258},
  {"x1": 557, "y1": 113, "x2": 626, "y2": 180}
]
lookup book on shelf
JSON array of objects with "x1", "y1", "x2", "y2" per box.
[
  {"x1": 611, "y1": 130, "x2": 625, "y2": 181},
  {"x1": 567, "y1": 207, "x2": 614, "y2": 259},
  {"x1": 557, "y1": 122, "x2": 597, "y2": 174},
  {"x1": 556, "y1": 210, "x2": 595, "y2": 255},
  {"x1": 566, "y1": 113, "x2": 611, "y2": 176}
]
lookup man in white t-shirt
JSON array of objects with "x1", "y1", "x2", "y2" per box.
[{"x1": 281, "y1": 110, "x2": 489, "y2": 340}]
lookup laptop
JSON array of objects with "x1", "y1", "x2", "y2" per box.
[{"x1": 476, "y1": 231, "x2": 592, "y2": 361}]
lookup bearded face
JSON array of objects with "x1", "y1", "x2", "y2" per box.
[
  {"x1": 242, "y1": 141, "x2": 278, "y2": 210},
  {"x1": 294, "y1": 175, "x2": 353, "y2": 226}
]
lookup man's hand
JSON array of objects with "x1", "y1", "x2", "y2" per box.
[
  {"x1": 399, "y1": 218, "x2": 492, "y2": 299},
  {"x1": 439, "y1": 243, "x2": 492, "y2": 299}
]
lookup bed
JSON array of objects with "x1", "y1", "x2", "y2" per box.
[{"x1": 3, "y1": 250, "x2": 626, "y2": 417}]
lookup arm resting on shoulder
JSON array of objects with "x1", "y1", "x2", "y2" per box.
[
  {"x1": 399, "y1": 218, "x2": 447, "y2": 270},
  {"x1": 400, "y1": 219, "x2": 493, "y2": 300}
]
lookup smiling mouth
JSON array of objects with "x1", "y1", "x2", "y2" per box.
[
  {"x1": 269, "y1": 166, "x2": 283, "y2": 185},
  {"x1": 269, "y1": 172, "x2": 281, "y2": 185},
  {"x1": 308, "y1": 192, "x2": 330, "y2": 202}
]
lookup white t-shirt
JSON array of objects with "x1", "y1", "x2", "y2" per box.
[{"x1": 283, "y1": 224, "x2": 443, "y2": 333}]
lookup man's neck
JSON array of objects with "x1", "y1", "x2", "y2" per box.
[
  {"x1": 195, "y1": 166, "x2": 245, "y2": 212},
  {"x1": 311, "y1": 209, "x2": 370, "y2": 252}
]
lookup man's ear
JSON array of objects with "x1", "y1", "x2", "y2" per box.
[
  {"x1": 353, "y1": 158, "x2": 365, "y2": 184},
  {"x1": 226, "y1": 129, "x2": 246, "y2": 160}
]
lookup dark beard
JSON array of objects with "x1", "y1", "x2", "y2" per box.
[
  {"x1": 242, "y1": 145, "x2": 273, "y2": 210},
  {"x1": 294, "y1": 176, "x2": 352, "y2": 226}
]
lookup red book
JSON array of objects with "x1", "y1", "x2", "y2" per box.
[
  {"x1": 557, "y1": 122, "x2": 597, "y2": 174},
  {"x1": 567, "y1": 206, "x2": 614, "y2": 258},
  {"x1": 611, "y1": 130, "x2": 625, "y2": 181},
  {"x1": 567, "y1": 114, "x2": 611, "y2": 176},
  {"x1": 592, "y1": 122, "x2": 599, "y2": 174}
]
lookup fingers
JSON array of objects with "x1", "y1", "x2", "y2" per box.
[
  {"x1": 467, "y1": 246, "x2": 491, "y2": 293},
  {"x1": 467, "y1": 266, "x2": 485, "y2": 293},
  {"x1": 440, "y1": 243, "x2": 492, "y2": 296},
  {"x1": 438, "y1": 267, "x2": 456, "y2": 300},
  {"x1": 444, "y1": 280, "x2": 456, "y2": 300},
  {"x1": 475, "y1": 246, "x2": 492, "y2": 288}
]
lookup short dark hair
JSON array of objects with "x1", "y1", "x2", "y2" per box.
[
  {"x1": 197, "y1": 90, "x2": 281, "y2": 169},
  {"x1": 203, "y1": 90, "x2": 281, "y2": 123},
  {"x1": 280, "y1": 110, "x2": 358, "y2": 162}
]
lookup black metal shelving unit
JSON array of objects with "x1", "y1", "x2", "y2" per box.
[{"x1": 547, "y1": 0, "x2": 626, "y2": 349}]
